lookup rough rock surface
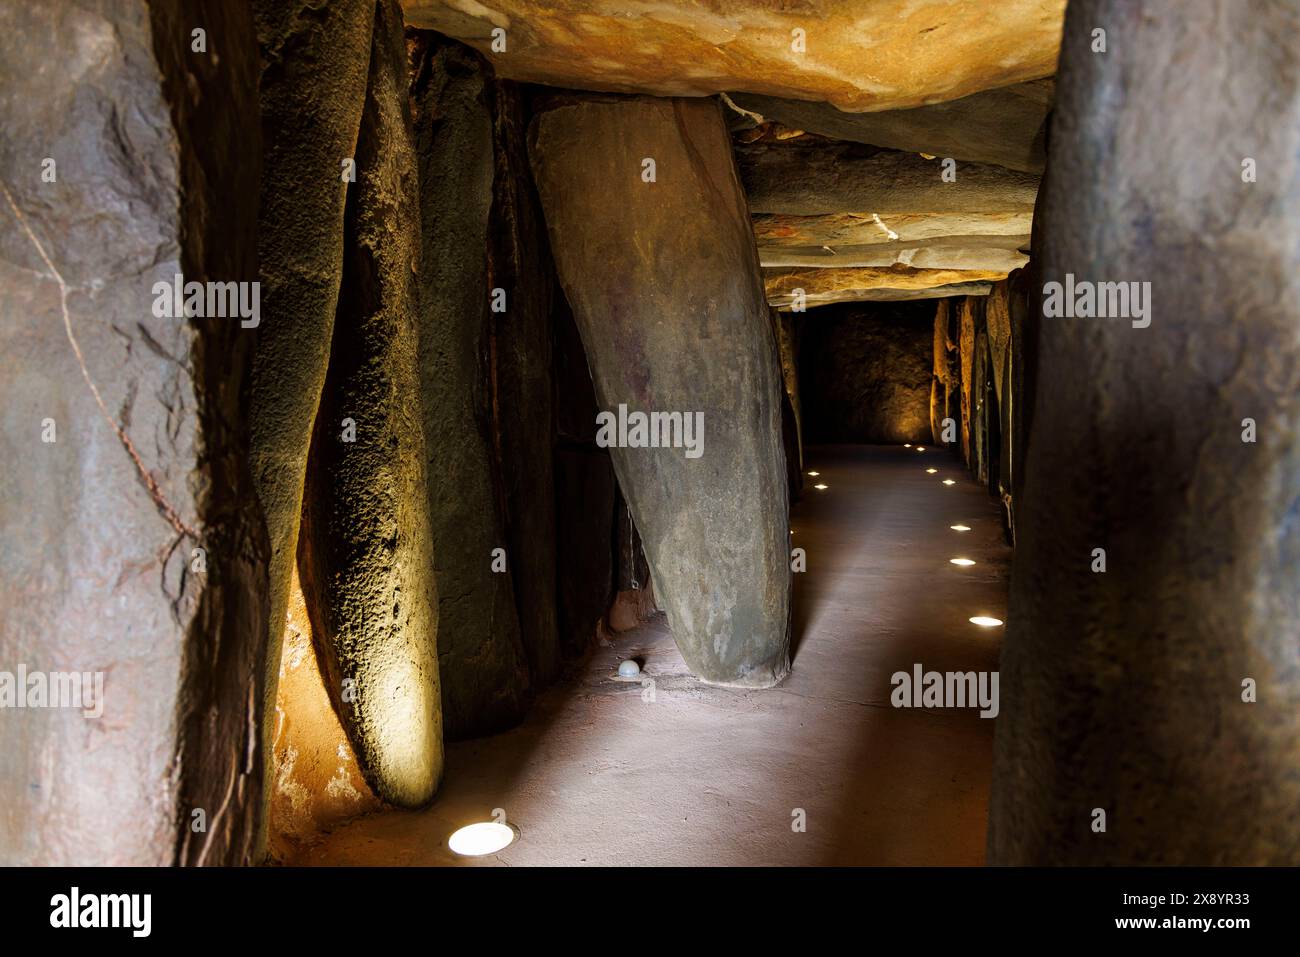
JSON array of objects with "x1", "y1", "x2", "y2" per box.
[
  {"x1": 737, "y1": 141, "x2": 1040, "y2": 217},
  {"x1": 247, "y1": 0, "x2": 375, "y2": 850},
  {"x1": 268, "y1": 567, "x2": 381, "y2": 862},
  {"x1": 0, "y1": 0, "x2": 266, "y2": 865},
  {"x1": 774, "y1": 308, "x2": 804, "y2": 495},
  {"x1": 553, "y1": 296, "x2": 617, "y2": 656},
  {"x1": 765, "y1": 265, "x2": 1010, "y2": 309},
  {"x1": 298, "y1": 0, "x2": 442, "y2": 809},
  {"x1": 530, "y1": 95, "x2": 791, "y2": 687},
  {"x1": 930, "y1": 299, "x2": 958, "y2": 444},
  {"x1": 957, "y1": 296, "x2": 980, "y2": 467},
  {"x1": 412, "y1": 36, "x2": 530, "y2": 738},
  {"x1": 799, "y1": 303, "x2": 934, "y2": 444},
  {"x1": 402, "y1": 0, "x2": 1064, "y2": 113},
  {"x1": 989, "y1": 0, "x2": 1300, "y2": 865},
  {"x1": 727, "y1": 79, "x2": 1053, "y2": 173},
  {"x1": 753, "y1": 211, "x2": 1031, "y2": 276},
  {"x1": 488, "y1": 80, "x2": 562, "y2": 688}
]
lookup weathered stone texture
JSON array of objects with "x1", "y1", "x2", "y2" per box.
[
  {"x1": 402, "y1": 0, "x2": 1065, "y2": 113},
  {"x1": 798, "y1": 302, "x2": 934, "y2": 444},
  {"x1": 737, "y1": 141, "x2": 1040, "y2": 218},
  {"x1": 267, "y1": 567, "x2": 380, "y2": 862},
  {"x1": 530, "y1": 95, "x2": 791, "y2": 687},
  {"x1": 411, "y1": 36, "x2": 530, "y2": 738},
  {"x1": 488, "y1": 80, "x2": 562, "y2": 688},
  {"x1": 297, "y1": 0, "x2": 442, "y2": 808},
  {"x1": 989, "y1": 0, "x2": 1300, "y2": 865},
  {"x1": 0, "y1": 0, "x2": 267, "y2": 865},
  {"x1": 727, "y1": 79, "x2": 1053, "y2": 173},
  {"x1": 765, "y1": 265, "x2": 1011, "y2": 309},
  {"x1": 247, "y1": 0, "x2": 375, "y2": 849}
]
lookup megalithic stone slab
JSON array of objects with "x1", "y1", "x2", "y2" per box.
[
  {"x1": 529, "y1": 95, "x2": 791, "y2": 687},
  {"x1": 297, "y1": 0, "x2": 442, "y2": 809},
  {"x1": 401, "y1": 0, "x2": 1065, "y2": 113},
  {"x1": 726, "y1": 79, "x2": 1054, "y2": 174},
  {"x1": 411, "y1": 36, "x2": 531, "y2": 738},
  {"x1": 247, "y1": 0, "x2": 375, "y2": 850},
  {"x1": 989, "y1": 0, "x2": 1300, "y2": 865},
  {"x1": 0, "y1": 0, "x2": 266, "y2": 865},
  {"x1": 488, "y1": 79, "x2": 562, "y2": 689}
]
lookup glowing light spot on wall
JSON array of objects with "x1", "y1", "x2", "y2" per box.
[{"x1": 969, "y1": 616, "x2": 1003, "y2": 627}]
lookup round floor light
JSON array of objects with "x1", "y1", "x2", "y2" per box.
[
  {"x1": 904, "y1": 443, "x2": 912, "y2": 448},
  {"x1": 814, "y1": 483, "x2": 828, "y2": 490},
  {"x1": 449, "y1": 821, "x2": 516, "y2": 857},
  {"x1": 942, "y1": 479, "x2": 956, "y2": 486},
  {"x1": 949, "y1": 558, "x2": 976, "y2": 566},
  {"x1": 926, "y1": 468, "x2": 937, "y2": 474},
  {"x1": 950, "y1": 524, "x2": 971, "y2": 531},
  {"x1": 807, "y1": 470, "x2": 820, "y2": 477},
  {"x1": 916, "y1": 446, "x2": 926, "y2": 452},
  {"x1": 969, "y1": 616, "x2": 1003, "y2": 627}
]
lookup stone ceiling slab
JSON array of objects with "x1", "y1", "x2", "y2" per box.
[{"x1": 402, "y1": 1, "x2": 1066, "y2": 112}]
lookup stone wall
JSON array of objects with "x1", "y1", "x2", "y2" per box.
[{"x1": 798, "y1": 302, "x2": 935, "y2": 444}]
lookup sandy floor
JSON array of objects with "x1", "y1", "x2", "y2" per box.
[{"x1": 295, "y1": 444, "x2": 1011, "y2": 866}]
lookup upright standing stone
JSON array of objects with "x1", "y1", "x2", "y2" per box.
[
  {"x1": 411, "y1": 37, "x2": 531, "y2": 737},
  {"x1": 247, "y1": 0, "x2": 375, "y2": 849},
  {"x1": 489, "y1": 80, "x2": 563, "y2": 688},
  {"x1": 530, "y1": 95, "x2": 791, "y2": 687},
  {"x1": 0, "y1": 0, "x2": 266, "y2": 865},
  {"x1": 297, "y1": 0, "x2": 442, "y2": 809},
  {"x1": 989, "y1": 0, "x2": 1300, "y2": 864}
]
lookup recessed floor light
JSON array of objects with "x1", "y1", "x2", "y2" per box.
[
  {"x1": 942, "y1": 479, "x2": 956, "y2": 486},
  {"x1": 449, "y1": 821, "x2": 516, "y2": 857},
  {"x1": 813, "y1": 483, "x2": 828, "y2": 491},
  {"x1": 969, "y1": 616, "x2": 1003, "y2": 627},
  {"x1": 904, "y1": 443, "x2": 912, "y2": 448},
  {"x1": 916, "y1": 446, "x2": 926, "y2": 452},
  {"x1": 949, "y1": 558, "x2": 976, "y2": 566},
  {"x1": 950, "y1": 524, "x2": 971, "y2": 531},
  {"x1": 925, "y1": 468, "x2": 937, "y2": 474},
  {"x1": 807, "y1": 470, "x2": 820, "y2": 476}
]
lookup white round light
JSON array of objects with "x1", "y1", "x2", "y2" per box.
[
  {"x1": 449, "y1": 822, "x2": 516, "y2": 857},
  {"x1": 925, "y1": 468, "x2": 937, "y2": 474},
  {"x1": 807, "y1": 470, "x2": 820, "y2": 476},
  {"x1": 903, "y1": 443, "x2": 912, "y2": 448},
  {"x1": 916, "y1": 446, "x2": 926, "y2": 452},
  {"x1": 942, "y1": 479, "x2": 956, "y2": 486},
  {"x1": 950, "y1": 524, "x2": 971, "y2": 531},
  {"x1": 813, "y1": 483, "x2": 828, "y2": 490},
  {"x1": 969, "y1": 616, "x2": 1003, "y2": 627},
  {"x1": 949, "y1": 558, "x2": 976, "y2": 566}
]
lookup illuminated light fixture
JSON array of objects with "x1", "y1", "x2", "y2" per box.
[
  {"x1": 807, "y1": 470, "x2": 820, "y2": 477},
  {"x1": 813, "y1": 483, "x2": 828, "y2": 491},
  {"x1": 942, "y1": 479, "x2": 956, "y2": 486},
  {"x1": 950, "y1": 524, "x2": 971, "y2": 531},
  {"x1": 904, "y1": 443, "x2": 912, "y2": 448},
  {"x1": 916, "y1": 446, "x2": 926, "y2": 452},
  {"x1": 925, "y1": 468, "x2": 937, "y2": 474},
  {"x1": 949, "y1": 558, "x2": 976, "y2": 566},
  {"x1": 449, "y1": 821, "x2": 516, "y2": 857},
  {"x1": 969, "y1": 616, "x2": 1003, "y2": 627}
]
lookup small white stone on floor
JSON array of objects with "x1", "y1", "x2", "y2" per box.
[{"x1": 617, "y1": 659, "x2": 641, "y2": 678}]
